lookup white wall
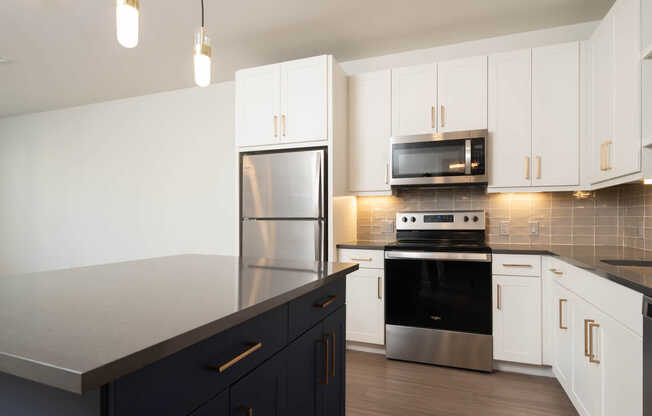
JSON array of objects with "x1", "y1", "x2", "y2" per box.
[{"x1": 0, "y1": 82, "x2": 236, "y2": 275}]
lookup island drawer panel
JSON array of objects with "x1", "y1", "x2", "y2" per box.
[
  {"x1": 110, "y1": 305, "x2": 288, "y2": 416},
  {"x1": 288, "y1": 279, "x2": 345, "y2": 340}
]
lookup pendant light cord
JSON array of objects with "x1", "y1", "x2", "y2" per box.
[{"x1": 201, "y1": 0, "x2": 205, "y2": 28}]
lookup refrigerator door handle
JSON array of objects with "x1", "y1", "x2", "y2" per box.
[
  {"x1": 315, "y1": 151, "x2": 323, "y2": 219},
  {"x1": 314, "y1": 221, "x2": 321, "y2": 262}
]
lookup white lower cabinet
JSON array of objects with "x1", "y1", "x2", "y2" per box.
[
  {"x1": 552, "y1": 282, "x2": 574, "y2": 390},
  {"x1": 345, "y1": 268, "x2": 385, "y2": 345},
  {"x1": 492, "y1": 275, "x2": 542, "y2": 365}
]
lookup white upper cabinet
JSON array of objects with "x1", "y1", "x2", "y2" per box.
[
  {"x1": 236, "y1": 55, "x2": 329, "y2": 147},
  {"x1": 488, "y1": 49, "x2": 532, "y2": 188},
  {"x1": 532, "y1": 42, "x2": 580, "y2": 187},
  {"x1": 280, "y1": 55, "x2": 328, "y2": 142},
  {"x1": 591, "y1": 16, "x2": 614, "y2": 183},
  {"x1": 348, "y1": 70, "x2": 392, "y2": 193},
  {"x1": 391, "y1": 64, "x2": 437, "y2": 136},
  {"x1": 437, "y1": 56, "x2": 488, "y2": 132},
  {"x1": 236, "y1": 64, "x2": 281, "y2": 147}
]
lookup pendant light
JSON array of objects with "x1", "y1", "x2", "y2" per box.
[
  {"x1": 193, "y1": 0, "x2": 212, "y2": 87},
  {"x1": 116, "y1": 0, "x2": 140, "y2": 48}
]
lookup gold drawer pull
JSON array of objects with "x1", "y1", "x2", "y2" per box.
[
  {"x1": 536, "y1": 156, "x2": 541, "y2": 179},
  {"x1": 239, "y1": 407, "x2": 253, "y2": 416},
  {"x1": 503, "y1": 264, "x2": 533, "y2": 268},
  {"x1": 213, "y1": 342, "x2": 262, "y2": 373},
  {"x1": 496, "y1": 284, "x2": 502, "y2": 310},
  {"x1": 589, "y1": 322, "x2": 600, "y2": 364},
  {"x1": 559, "y1": 299, "x2": 568, "y2": 329},
  {"x1": 350, "y1": 257, "x2": 372, "y2": 262},
  {"x1": 549, "y1": 268, "x2": 564, "y2": 275},
  {"x1": 584, "y1": 319, "x2": 594, "y2": 357},
  {"x1": 316, "y1": 295, "x2": 338, "y2": 309},
  {"x1": 318, "y1": 336, "x2": 329, "y2": 385},
  {"x1": 525, "y1": 156, "x2": 530, "y2": 180},
  {"x1": 378, "y1": 276, "x2": 382, "y2": 300}
]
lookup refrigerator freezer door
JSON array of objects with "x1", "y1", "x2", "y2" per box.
[
  {"x1": 242, "y1": 150, "x2": 324, "y2": 219},
  {"x1": 241, "y1": 220, "x2": 324, "y2": 262}
]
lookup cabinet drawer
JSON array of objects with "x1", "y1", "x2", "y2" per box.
[
  {"x1": 338, "y1": 249, "x2": 384, "y2": 269},
  {"x1": 289, "y1": 278, "x2": 345, "y2": 340},
  {"x1": 492, "y1": 254, "x2": 541, "y2": 276},
  {"x1": 112, "y1": 305, "x2": 288, "y2": 416}
]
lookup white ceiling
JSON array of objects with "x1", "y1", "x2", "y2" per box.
[{"x1": 0, "y1": 0, "x2": 614, "y2": 117}]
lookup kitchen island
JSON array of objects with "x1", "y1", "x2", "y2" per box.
[{"x1": 0, "y1": 254, "x2": 357, "y2": 415}]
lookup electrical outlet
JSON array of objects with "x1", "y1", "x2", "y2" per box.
[
  {"x1": 528, "y1": 221, "x2": 539, "y2": 236},
  {"x1": 499, "y1": 221, "x2": 510, "y2": 236}
]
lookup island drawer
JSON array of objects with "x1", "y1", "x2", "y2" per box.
[
  {"x1": 111, "y1": 304, "x2": 288, "y2": 416},
  {"x1": 288, "y1": 279, "x2": 345, "y2": 340}
]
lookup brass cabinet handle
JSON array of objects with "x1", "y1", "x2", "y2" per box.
[
  {"x1": 385, "y1": 162, "x2": 390, "y2": 185},
  {"x1": 549, "y1": 268, "x2": 564, "y2": 275},
  {"x1": 238, "y1": 407, "x2": 253, "y2": 416},
  {"x1": 559, "y1": 299, "x2": 568, "y2": 329},
  {"x1": 600, "y1": 142, "x2": 605, "y2": 171},
  {"x1": 273, "y1": 115, "x2": 278, "y2": 137},
  {"x1": 604, "y1": 141, "x2": 612, "y2": 170},
  {"x1": 329, "y1": 332, "x2": 336, "y2": 377},
  {"x1": 503, "y1": 264, "x2": 533, "y2": 268},
  {"x1": 378, "y1": 276, "x2": 382, "y2": 300},
  {"x1": 431, "y1": 106, "x2": 435, "y2": 128},
  {"x1": 536, "y1": 156, "x2": 541, "y2": 179},
  {"x1": 496, "y1": 284, "x2": 501, "y2": 310},
  {"x1": 315, "y1": 295, "x2": 338, "y2": 308},
  {"x1": 440, "y1": 104, "x2": 445, "y2": 128},
  {"x1": 525, "y1": 156, "x2": 530, "y2": 180},
  {"x1": 584, "y1": 319, "x2": 595, "y2": 357},
  {"x1": 351, "y1": 257, "x2": 372, "y2": 262},
  {"x1": 212, "y1": 342, "x2": 262, "y2": 373},
  {"x1": 318, "y1": 336, "x2": 329, "y2": 384},
  {"x1": 589, "y1": 322, "x2": 600, "y2": 364},
  {"x1": 281, "y1": 114, "x2": 286, "y2": 136}
]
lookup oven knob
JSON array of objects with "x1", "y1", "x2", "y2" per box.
[
  {"x1": 401, "y1": 216, "x2": 408, "y2": 223},
  {"x1": 473, "y1": 216, "x2": 479, "y2": 222},
  {"x1": 410, "y1": 216, "x2": 416, "y2": 223},
  {"x1": 464, "y1": 216, "x2": 469, "y2": 222}
]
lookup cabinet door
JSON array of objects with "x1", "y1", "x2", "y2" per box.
[
  {"x1": 437, "y1": 56, "x2": 488, "y2": 132},
  {"x1": 492, "y1": 275, "x2": 541, "y2": 364},
  {"x1": 323, "y1": 306, "x2": 346, "y2": 416},
  {"x1": 591, "y1": 15, "x2": 614, "y2": 184},
  {"x1": 286, "y1": 324, "x2": 324, "y2": 416},
  {"x1": 552, "y1": 283, "x2": 573, "y2": 391},
  {"x1": 532, "y1": 42, "x2": 580, "y2": 187},
  {"x1": 391, "y1": 64, "x2": 437, "y2": 136},
  {"x1": 230, "y1": 349, "x2": 287, "y2": 416},
  {"x1": 612, "y1": 0, "x2": 641, "y2": 177},
  {"x1": 346, "y1": 269, "x2": 384, "y2": 345},
  {"x1": 348, "y1": 70, "x2": 391, "y2": 192},
  {"x1": 236, "y1": 64, "x2": 281, "y2": 147},
  {"x1": 571, "y1": 299, "x2": 602, "y2": 416},
  {"x1": 280, "y1": 55, "x2": 328, "y2": 142},
  {"x1": 488, "y1": 49, "x2": 532, "y2": 188}
]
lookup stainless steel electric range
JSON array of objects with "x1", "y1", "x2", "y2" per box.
[{"x1": 384, "y1": 210, "x2": 493, "y2": 372}]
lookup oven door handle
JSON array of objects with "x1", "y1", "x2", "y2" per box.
[{"x1": 384, "y1": 251, "x2": 492, "y2": 262}]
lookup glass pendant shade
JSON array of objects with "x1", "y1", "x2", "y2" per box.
[
  {"x1": 116, "y1": 0, "x2": 139, "y2": 48},
  {"x1": 194, "y1": 27, "x2": 212, "y2": 87}
]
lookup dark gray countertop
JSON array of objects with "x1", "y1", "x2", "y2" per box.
[
  {"x1": 490, "y1": 244, "x2": 652, "y2": 297},
  {"x1": 0, "y1": 255, "x2": 358, "y2": 394},
  {"x1": 336, "y1": 240, "x2": 394, "y2": 250}
]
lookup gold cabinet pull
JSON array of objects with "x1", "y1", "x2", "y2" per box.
[
  {"x1": 496, "y1": 284, "x2": 502, "y2": 310},
  {"x1": 213, "y1": 342, "x2": 262, "y2": 373},
  {"x1": 238, "y1": 407, "x2": 253, "y2": 416},
  {"x1": 385, "y1": 162, "x2": 390, "y2": 185},
  {"x1": 318, "y1": 336, "x2": 329, "y2": 384},
  {"x1": 525, "y1": 156, "x2": 530, "y2": 180},
  {"x1": 440, "y1": 104, "x2": 445, "y2": 128},
  {"x1": 549, "y1": 268, "x2": 564, "y2": 275},
  {"x1": 589, "y1": 322, "x2": 600, "y2": 364},
  {"x1": 600, "y1": 142, "x2": 605, "y2": 171},
  {"x1": 315, "y1": 295, "x2": 338, "y2": 309},
  {"x1": 273, "y1": 115, "x2": 278, "y2": 137},
  {"x1": 604, "y1": 141, "x2": 612, "y2": 170},
  {"x1": 378, "y1": 276, "x2": 382, "y2": 300},
  {"x1": 431, "y1": 106, "x2": 435, "y2": 128},
  {"x1": 329, "y1": 332, "x2": 336, "y2": 377},
  {"x1": 536, "y1": 156, "x2": 541, "y2": 179},
  {"x1": 281, "y1": 114, "x2": 286, "y2": 136},
  {"x1": 503, "y1": 264, "x2": 533, "y2": 268},
  {"x1": 584, "y1": 319, "x2": 594, "y2": 357},
  {"x1": 351, "y1": 257, "x2": 372, "y2": 262},
  {"x1": 559, "y1": 299, "x2": 568, "y2": 329}
]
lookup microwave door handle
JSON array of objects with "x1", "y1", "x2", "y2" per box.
[{"x1": 464, "y1": 139, "x2": 472, "y2": 175}]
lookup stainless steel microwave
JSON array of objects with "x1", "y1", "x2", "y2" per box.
[{"x1": 389, "y1": 129, "x2": 488, "y2": 186}]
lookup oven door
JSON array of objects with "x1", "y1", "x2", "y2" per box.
[
  {"x1": 390, "y1": 132, "x2": 487, "y2": 186},
  {"x1": 384, "y1": 251, "x2": 492, "y2": 335}
]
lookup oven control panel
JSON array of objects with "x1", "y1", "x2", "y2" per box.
[{"x1": 396, "y1": 211, "x2": 485, "y2": 230}]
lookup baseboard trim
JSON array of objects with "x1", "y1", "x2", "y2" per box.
[
  {"x1": 346, "y1": 341, "x2": 385, "y2": 355},
  {"x1": 493, "y1": 360, "x2": 555, "y2": 378}
]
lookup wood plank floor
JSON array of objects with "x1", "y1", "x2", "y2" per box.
[{"x1": 346, "y1": 350, "x2": 578, "y2": 416}]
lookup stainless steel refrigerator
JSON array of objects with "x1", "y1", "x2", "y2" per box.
[{"x1": 240, "y1": 148, "x2": 327, "y2": 262}]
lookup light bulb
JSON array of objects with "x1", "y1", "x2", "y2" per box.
[
  {"x1": 194, "y1": 27, "x2": 212, "y2": 87},
  {"x1": 116, "y1": 0, "x2": 139, "y2": 48}
]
